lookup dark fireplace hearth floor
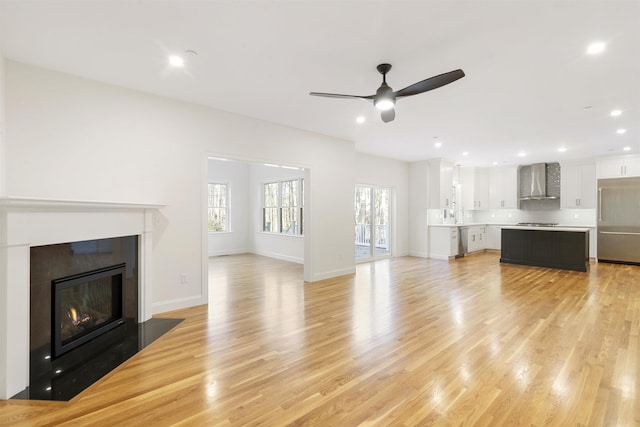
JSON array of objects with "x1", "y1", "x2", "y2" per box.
[{"x1": 12, "y1": 317, "x2": 183, "y2": 402}]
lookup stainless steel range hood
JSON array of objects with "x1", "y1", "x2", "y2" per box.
[{"x1": 519, "y1": 163, "x2": 560, "y2": 200}]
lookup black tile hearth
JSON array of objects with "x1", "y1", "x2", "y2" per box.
[{"x1": 11, "y1": 317, "x2": 183, "y2": 402}]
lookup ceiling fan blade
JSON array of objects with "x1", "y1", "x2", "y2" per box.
[
  {"x1": 309, "y1": 92, "x2": 374, "y2": 100},
  {"x1": 394, "y1": 69, "x2": 465, "y2": 98},
  {"x1": 381, "y1": 109, "x2": 395, "y2": 123}
]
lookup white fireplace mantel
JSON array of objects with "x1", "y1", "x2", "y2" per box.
[{"x1": 0, "y1": 197, "x2": 163, "y2": 399}]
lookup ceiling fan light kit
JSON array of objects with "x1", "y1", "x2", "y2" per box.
[{"x1": 310, "y1": 63, "x2": 465, "y2": 123}]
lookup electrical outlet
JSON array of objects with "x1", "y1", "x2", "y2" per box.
[{"x1": 180, "y1": 273, "x2": 188, "y2": 284}]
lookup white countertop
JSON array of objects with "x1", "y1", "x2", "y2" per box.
[
  {"x1": 501, "y1": 226, "x2": 591, "y2": 232},
  {"x1": 429, "y1": 223, "x2": 594, "y2": 231},
  {"x1": 429, "y1": 223, "x2": 494, "y2": 227}
]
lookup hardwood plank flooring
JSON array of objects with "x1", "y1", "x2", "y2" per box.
[{"x1": 1, "y1": 252, "x2": 639, "y2": 426}]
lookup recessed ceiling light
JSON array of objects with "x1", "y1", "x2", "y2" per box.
[
  {"x1": 583, "y1": 106, "x2": 593, "y2": 110},
  {"x1": 616, "y1": 129, "x2": 627, "y2": 134},
  {"x1": 492, "y1": 161, "x2": 499, "y2": 166},
  {"x1": 462, "y1": 151, "x2": 469, "y2": 156},
  {"x1": 623, "y1": 146, "x2": 631, "y2": 151},
  {"x1": 558, "y1": 147, "x2": 567, "y2": 153},
  {"x1": 610, "y1": 109, "x2": 622, "y2": 117},
  {"x1": 517, "y1": 152, "x2": 526, "y2": 157},
  {"x1": 587, "y1": 41, "x2": 606, "y2": 55},
  {"x1": 356, "y1": 116, "x2": 366, "y2": 124},
  {"x1": 169, "y1": 55, "x2": 185, "y2": 67},
  {"x1": 434, "y1": 141, "x2": 442, "y2": 148}
]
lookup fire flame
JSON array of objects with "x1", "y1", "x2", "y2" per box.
[{"x1": 67, "y1": 306, "x2": 91, "y2": 326}]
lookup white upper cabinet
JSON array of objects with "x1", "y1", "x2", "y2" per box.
[
  {"x1": 597, "y1": 155, "x2": 640, "y2": 178},
  {"x1": 428, "y1": 158, "x2": 454, "y2": 209},
  {"x1": 561, "y1": 163, "x2": 596, "y2": 209},
  {"x1": 489, "y1": 166, "x2": 518, "y2": 209},
  {"x1": 475, "y1": 169, "x2": 490, "y2": 210},
  {"x1": 461, "y1": 167, "x2": 474, "y2": 211},
  {"x1": 460, "y1": 167, "x2": 489, "y2": 210}
]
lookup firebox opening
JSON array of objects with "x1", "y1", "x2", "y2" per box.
[{"x1": 52, "y1": 263, "x2": 126, "y2": 359}]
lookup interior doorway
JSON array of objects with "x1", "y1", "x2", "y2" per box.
[
  {"x1": 354, "y1": 185, "x2": 391, "y2": 262},
  {"x1": 204, "y1": 156, "x2": 311, "y2": 304}
]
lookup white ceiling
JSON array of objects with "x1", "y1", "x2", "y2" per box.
[{"x1": 1, "y1": 0, "x2": 639, "y2": 166}]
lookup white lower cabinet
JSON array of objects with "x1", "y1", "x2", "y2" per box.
[
  {"x1": 466, "y1": 226, "x2": 487, "y2": 253},
  {"x1": 429, "y1": 226, "x2": 460, "y2": 259},
  {"x1": 486, "y1": 225, "x2": 502, "y2": 250},
  {"x1": 589, "y1": 228, "x2": 596, "y2": 259}
]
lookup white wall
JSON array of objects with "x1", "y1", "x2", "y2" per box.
[
  {"x1": 0, "y1": 55, "x2": 7, "y2": 399},
  {"x1": 408, "y1": 161, "x2": 430, "y2": 257},
  {"x1": 5, "y1": 60, "x2": 356, "y2": 313},
  {"x1": 354, "y1": 153, "x2": 410, "y2": 257},
  {"x1": 207, "y1": 159, "x2": 250, "y2": 256},
  {"x1": 0, "y1": 55, "x2": 6, "y2": 197}
]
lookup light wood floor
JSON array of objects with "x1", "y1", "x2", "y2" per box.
[{"x1": 2, "y1": 252, "x2": 639, "y2": 426}]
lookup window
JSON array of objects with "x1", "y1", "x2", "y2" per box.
[
  {"x1": 263, "y1": 179, "x2": 304, "y2": 235},
  {"x1": 208, "y1": 183, "x2": 228, "y2": 232},
  {"x1": 263, "y1": 182, "x2": 279, "y2": 233}
]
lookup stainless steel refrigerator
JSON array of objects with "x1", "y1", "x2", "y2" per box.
[{"x1": 597, "y1": 177, "x2": 640, "y2": 264}]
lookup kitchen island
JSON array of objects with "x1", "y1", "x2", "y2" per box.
[{"x1": 500, "y1": 226, "x2": 590, "y2": 272}]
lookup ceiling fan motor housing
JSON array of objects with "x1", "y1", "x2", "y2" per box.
[{"x1": 374, "y1": 83, "x2": 395, "y2": 111}]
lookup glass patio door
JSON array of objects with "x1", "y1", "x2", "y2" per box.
[{"x1": 354, "y1": 185, "x2": 390, "y2": 262}]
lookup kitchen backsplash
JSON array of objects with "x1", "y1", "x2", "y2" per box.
[{"x1": 429, "y1": 208, "x2": 596, "y2": 226}]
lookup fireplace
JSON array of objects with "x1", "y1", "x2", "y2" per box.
[
  {"x1": 1, "y1": 197, "x2": 163, "y2": 400},
  {"x1": 15, "y1": 236, "x2": 182, "y2": 402},
  {"x1": 52, "y1": 264, "x2": 126, "y2": 358},
  {"x1": 27, "y1": 236, "x2": 140, "y2": 399}
]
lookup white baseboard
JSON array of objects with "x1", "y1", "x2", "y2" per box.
[
  {"x1": 309, "y1": 266, "x2": 355, "y2": 282},
  {"x1": 427, "y1": 254, "x2": 451, "y2": 261},
  {"x1": 408, "y1": 250, "x2": 429, "y2": 258},
  {"x1": 208, "y1": 248, "x2": 250, "y2": 257},
  {"x1": 152, "y1": 295, "x2": 206, "y2": 315},
  {"x1": 251, "y1": 249, "x2": 303, "y2": 264}
]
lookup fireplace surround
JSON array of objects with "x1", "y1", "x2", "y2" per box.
[{"x1": 0, "y1": 198, "x2": 163, "y2": 399}]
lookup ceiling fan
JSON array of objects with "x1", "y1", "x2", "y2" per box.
[{"x1": 310, "y1": 64, "x2": 465, "y2": 123}]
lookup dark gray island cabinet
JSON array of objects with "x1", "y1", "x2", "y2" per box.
[{"x1": 500, "y1": 226, "x2": 590, "y2": 272}]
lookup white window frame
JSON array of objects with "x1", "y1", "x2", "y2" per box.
[
  {"x1": 208, "y1": 182, "x2": 230, "y2": 233},
  {"x1": 262, "y1": 178, "x2": 304, "y2": 236}
]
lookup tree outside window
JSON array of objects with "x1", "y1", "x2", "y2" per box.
[
  {"x1": 263, "y1": 182, "x2": 279, "y2": 233},
  {"x1": 263, "y1": 179, "x2": 303, "y2": 235},
  {"x1": 208, "y1": 183, "x2": 228, "y2": 232}
]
